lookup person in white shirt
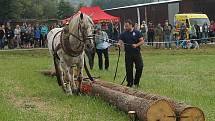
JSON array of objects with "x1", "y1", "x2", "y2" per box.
[{"x1": 95, "y1": 25, "x2": 110, "y2": 70}]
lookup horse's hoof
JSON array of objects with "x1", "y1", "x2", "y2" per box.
[
  {"x1": 66, "y1": 92, "x2": 73, "y2": 96},
  {"x1": 62, "y1": 87, "x2": 67, "y2": 92},
  {"x1": 72, "y1": 88, "x2": 80, "y2": 95},
  {"x1": 61, "y1": 85, "x2": 68, "y2": 92}
]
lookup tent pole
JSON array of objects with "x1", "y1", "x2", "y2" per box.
[
  {"x1": 119, "y1": 22, "x2": 122, "y2": 33},
  {"x1": 145, "y1": 7, "x2": 147, "y2": 24},
  {"x1": 137, "y1": 7, "x2": 141, "y2": 30}
]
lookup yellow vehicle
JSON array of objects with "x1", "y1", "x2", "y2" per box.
[{"x1": 174, "y1": 13, "x2": 210, "y2": 39}]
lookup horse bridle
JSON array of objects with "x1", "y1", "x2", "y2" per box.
[
  {"x1": 69, "y1": 17, "x2": 94, "y2": 43},
  {"x1": 59, "y1": 17, "x2": 94, "y2": 57}
]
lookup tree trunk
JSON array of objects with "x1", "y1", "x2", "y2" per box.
[
  {"x1": 95, "y1": 81, "x2": 205, "y2": 121},
  {"x1": 91, "y1": 83, "x2": 176, "y2": 121}
]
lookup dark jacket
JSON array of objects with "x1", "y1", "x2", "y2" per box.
[
  {"x1": 5, "y1": 28, "x2": 14, "y2": 39},
  {"x1": 0, "y1": 29, "x2": 4, "y2": 39}
]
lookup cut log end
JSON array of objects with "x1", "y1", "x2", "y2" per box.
[
  {"x1": 180, "y1": 107, "x2": 205, "y2": 121},
  {"x1": 147, "y1": 100, "x2": 176, "y2": 121}
]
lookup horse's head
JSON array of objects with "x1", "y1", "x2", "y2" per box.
[{"x1": 69, "y1": 13, "x2": 95, "y2": 52}]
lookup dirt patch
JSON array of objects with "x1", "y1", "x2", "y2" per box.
[
  {"x1": 4, "y1": 82, "x2": 62, "y2": 119},
  {"x1": 1, "y1": 80, "x2": 73, "y2": 120}
]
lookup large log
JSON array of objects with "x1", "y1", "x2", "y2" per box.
[
  {"x1": 92, "y1": 83, "x2": 176, "y2": 121},
  {"x1": 42, "y1": 70, "x2": 204, "y2": 121},
  {"x1": 95, "y1": 81, "x2": 205, "y2": 121}
]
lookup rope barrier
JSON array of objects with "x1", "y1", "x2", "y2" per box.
[{"x1": 92, "y1": 34, "x2": 215, "y2": 45}]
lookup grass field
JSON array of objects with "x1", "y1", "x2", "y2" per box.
[{"x1": 0, "y1": 46, "x2": 215, "y2": 121}]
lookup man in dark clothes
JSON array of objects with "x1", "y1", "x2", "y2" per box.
[
  {"x1": 5, "y1": 26, "x2": 14, "y2": 49},
  {"x1": 147, "y1": 22, "x2": 155, "y2": 46},
  {"x1": 116, "y1": 19, "x2": 144, "y2": 88},
  {"x1": 0, "y1": 26, "x2": 5, "y2": 49}
]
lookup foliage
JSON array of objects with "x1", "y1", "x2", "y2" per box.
[
  {"x1": 0, "y1": 0, "x2": 76, "y2": 20},
  {"x1": 57, "y1": 0, "x2": 75, "y2": 19},
  {"x1": 0, "y1": 0, "x2": 24, "y2": 20},
  {"x1": 77, "y1": 2, "x2": 85, "y2": 12}
]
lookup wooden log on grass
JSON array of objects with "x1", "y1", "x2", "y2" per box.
[
  {"x1": 95, "y1": 81, "x2": 205, "y2": 121},
  {"x1": 42, "y1": 70, "x2": 204, "y2": 121},
  {"x1": 92, "y1": 83, "x2": 176, "y2": 121}
]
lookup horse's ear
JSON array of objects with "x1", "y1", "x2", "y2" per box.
[{"x1": 80, "y1": 13, "x2": 83, "y2": 20}]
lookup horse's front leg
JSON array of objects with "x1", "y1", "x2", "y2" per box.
[{"x1": 67, "y1": 67, "x2": 79, "y2": 95}]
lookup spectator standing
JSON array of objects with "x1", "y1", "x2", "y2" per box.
[
  {"x1": 14, "y1": 25, "x2": 21, "y2": 48},
  {"x1": 95, "y1": 25, "x2": 110, "y2": 70},
  {"x1": 210, "y1": 20, "x2": 215, "y2": 42},
  {"x1": 190, "y1": 24, "x2": 197, "y2": 39},
  {"x1": 202, "y1": 22, "x2": 209, "y2": 44},
  {"x1": 154, "y1": 23, "x2": 163, "y2": 49},
  {"x1": 0, "y1": 26, "x2": 5, "y2": 49},
  {"x1": 0, "y1": 25, "x2": 6, "y2": 49},
  {"x1": 5, "y1": 26, "x2": 14, "y2": 49},
  {"x1": 147, "y1": 22, "x2": 155, "y2": 46},
  {"x1": 134, "y1": 23, "x2": 140, "y2": 31},
  {"x1": 34, "y1": 24, "x2": 41, "y2": 48},
  {"x1": 180, "y1": 23, "x2": 187, "y2": 40},
  {"x1": 20, "y1": 23, "x2": 28, "y2": 48},
  {"x1": 163, "y1": 20, "x2": 172, "y2": 49},
  {"x1": 26, "y1": 24, "x2": 34, "y2": 48},
  {"x1": 40, "y1": 24, "x2": 49, "y2": 47},
  {"x1": 140, "y1": 21, "x2": 148, "y2": 43},
  {"x1": 194, "y1": 23, "x2": 201, "y2": 43}
]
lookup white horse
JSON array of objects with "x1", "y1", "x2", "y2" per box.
[{"x1": 47, "y1": 13, "x2": 94, "y2": 95}]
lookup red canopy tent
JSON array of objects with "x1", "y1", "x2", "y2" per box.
[{"x1": 62, "y1": 6, "x2": 120, "y2": 24}]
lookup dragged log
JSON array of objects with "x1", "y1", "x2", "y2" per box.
[
  {"x1": 95, "y1": 81, "x2": 205, "y2": 121},
  {"x1": 92, "y1": 83, "x2": 176, "y2": 121},
  {"x1": 42, "y1": 71, "x2": 204, "y2": 121}
]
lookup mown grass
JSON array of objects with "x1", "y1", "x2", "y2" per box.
[{"x1": 0, "y1": 46, "x2": 215, "y2": 121}]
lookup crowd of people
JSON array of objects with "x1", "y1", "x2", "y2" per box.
[
  {"x1": 2, "y1": 19, "x2": 214, "y2": 50},
  {"x1": 0, "y1": 22, "x2": 61, "y2": 49},
  {"x1": 136, "y1": 20, "x2": 215, "y2": 49}
]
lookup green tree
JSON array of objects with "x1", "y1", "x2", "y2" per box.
[
  {"x1": 0, "y1": 0, "x2": 24, "y2": 20},
  {"x1": 76, "y1": 2, "x2": 85, "y2": 12},
  {"x1": 0, "y1": 0, "x2": 58, "y2": 20},
  {"x1": 57, "y1": 0, "x2": 75, "y2": 19},
  {"x1": 22, "y1": 0, "x2": 58, "y2": 19},
  {"x1": 41, "y1": 0, "x2": 58, "y2": 19}
]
